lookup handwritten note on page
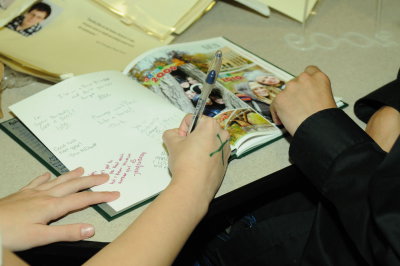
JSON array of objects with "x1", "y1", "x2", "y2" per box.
[{"x1": 10, "y1": 71, "x2": 185, "y2": 213}]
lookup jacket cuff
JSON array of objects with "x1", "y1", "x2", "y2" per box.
[{"x1": 289, "y1": 108, "x2": 372, "y2": 189}]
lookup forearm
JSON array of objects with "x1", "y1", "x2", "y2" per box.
[
  {"x1": 290, "y1": 109, "x2": 387, "y2": 259},
  {"x1": 86, "y1": 115, "x2": 229, "y2": 265},
  {"x1": 365, "y1": 106, "x2": 400, "y2": 152},
  {"x1": 290, "y1": 108, "x2": 386, "y2": 192},
  {"x1": 84, "y1": 179, "x2": 210, "y2": 266},
  {"x1": 354, "y1": 70, "x2": 400, "y2": 124},
  {"x1": 2, "y1": 248, "x2": 28, "y2": 266}
]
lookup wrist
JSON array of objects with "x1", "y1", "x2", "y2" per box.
[{"x1": 166, "y1": 176, "x2": 213, "y2": 217}]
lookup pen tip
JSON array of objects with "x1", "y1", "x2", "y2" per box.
[{"x1": 215, "y1": 50, "x2": 222, "y2": 57}]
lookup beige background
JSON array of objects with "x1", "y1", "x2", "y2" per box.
[{"x1": 0, "y1": 0, "x2": 399, "y2": 242}]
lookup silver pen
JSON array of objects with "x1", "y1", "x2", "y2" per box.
[{"x1": 188, "y1": 50, "x2": 223, "y2": 133}]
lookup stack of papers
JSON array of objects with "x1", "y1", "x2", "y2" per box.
[
  {"x1": 236, "y1": 0, "x2": 318, "y2": 23},
  {"x1": 92, "y1": 0, "x2": 215, "y2": 41},
  {"x1": 0, "y1": 0, "x2": 215, "y2": 81}
]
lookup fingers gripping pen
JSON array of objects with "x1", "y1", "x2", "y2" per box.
[{"x1": 188, "y1": 50, "x2": 222, "y2": 133}]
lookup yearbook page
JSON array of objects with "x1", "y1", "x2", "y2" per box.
[
  {"x1": 0, "y1": 0, "x2": 170, "y2": 82},
  {"x1": 0, "y1": 0, "x2": 35, "y2": 26},
  {"x1": 123, "y1": 37, "x2": 294, "y2": 157},
  {"x1": 10, "y1": 71, "x2": 185, "y2": 219},
  {"x1": 123, "y1": 37, "x2": 345, "y2": 156}
]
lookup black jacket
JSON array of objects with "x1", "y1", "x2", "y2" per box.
[
  {"x1": 205, "y1": 70, "x2": 400, "y2": 265},
  {"x1": 291, "y1": 108, "x2": 399, "y2": 265}
]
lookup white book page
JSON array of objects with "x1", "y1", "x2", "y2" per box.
[
  {"x1": 260, "y1": 0, "x2": 318, "y2": 22},
  {"x1": 10, "y1": 70, "x2": 185, "y2": 212},
  {"x1": 93, "y1": 0, "x2": 209, "y2": 38},
  {"x1": 0, "y1": 0, "x2": 169, "y2": 81}
]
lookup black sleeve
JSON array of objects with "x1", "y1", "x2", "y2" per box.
[
  {"x1": 289, "y1": 108, "x2": 386, "y2": 192},
  {"x1": 354, "y1": 68, "x2": 400, "y2": 123},
  {"x1": 289, "y1": 108, "x2": 388, "y2": 263}
]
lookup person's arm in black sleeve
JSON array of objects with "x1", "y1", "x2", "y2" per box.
[
  {"x1": 289, "y1": 108, "x2": 386, "y2": 191},
  {"x1": 270, "y1": 65, "x2": 397, "y2": 264},
  {"x1": 354, "y1": 67, "x2": 400, "y2": 152},
  {"x1": 289, "y1": 108, "x2": 387, "y2": 264},
  {"x1": 354, "y1": 68, "x2": 400, "y2": 123}
]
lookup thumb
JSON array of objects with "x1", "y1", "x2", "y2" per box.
[
  {"x1": 163, "y1": 128, "x2": 184, "y2": 150},
  {"x1": 28, "y1": 224, "x2": 95, "y2": 247},
  {"x1": 270, "y1": 101, "x2": 282, "y2": 125}
]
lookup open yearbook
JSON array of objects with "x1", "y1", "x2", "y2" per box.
[
  {"x1": 7, "y1": 37, "x2": 345, "y2": 220},
  {"x1": 0, "y1": 0, "x2": 214, "y2": 82}
]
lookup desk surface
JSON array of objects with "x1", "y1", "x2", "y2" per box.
[{"x1": 1, "y1": 0, "x2": 399, "y2": 242}]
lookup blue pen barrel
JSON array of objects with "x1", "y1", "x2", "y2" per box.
[
  {"x1": 206, "y1": 70, "x2": 217, "y2": 84},
  {"x1": 188, "y1": 50, "x2": 222, "y2": 133}
]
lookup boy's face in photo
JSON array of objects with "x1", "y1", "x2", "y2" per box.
[{"x1": 23, "y1": 9, "x2": 47, "y2": 27}]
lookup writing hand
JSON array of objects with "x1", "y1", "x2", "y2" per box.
[
  {"x1": 163, "y1": 115, "x2": 231, "y2": 203},
  {"x1": 0, "y1": 167, "x2": 119, "y2": 251},
  {"x1": 270, "y1": 65, "x2": 337, "y2": 135},
  {"x1": 84, "y1": 117, "x2": 230, "y2": 266}
]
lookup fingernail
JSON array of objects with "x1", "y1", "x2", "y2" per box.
[{"x1": 81, "y1": 226, "x2": 95, "y2": 238}]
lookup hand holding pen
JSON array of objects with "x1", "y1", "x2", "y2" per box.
[{"x1": 188, "y1": 50, "x2": 223, "y2": 133}]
